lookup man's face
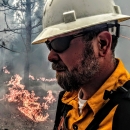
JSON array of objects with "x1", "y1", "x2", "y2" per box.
[{"x1": 48, "y1": 33, "x2": 100, "y2": 91}]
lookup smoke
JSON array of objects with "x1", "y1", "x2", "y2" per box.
[{"x1": 115, "y1": 0, "x2": 130, "y2": 72}]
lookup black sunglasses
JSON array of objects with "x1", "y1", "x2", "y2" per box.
[
  {"x1": 45, "y1": 23, "x2": 118, "y2": 53},
  {"x1": 45, "y1": 32, "x2": 86, "y2": 53}
]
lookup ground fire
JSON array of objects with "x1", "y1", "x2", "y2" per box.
[{"x1": 0, "y1": 67, "x2": 59, "y2": 129}]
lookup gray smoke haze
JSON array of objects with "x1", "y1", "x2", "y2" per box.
[{"x1": 115, "y1": 0, "x2": 130, "y2": 72}]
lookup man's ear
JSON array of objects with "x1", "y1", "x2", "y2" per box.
[{"x1": 97, "y1": 31, "x2": 112, "y2": 57}]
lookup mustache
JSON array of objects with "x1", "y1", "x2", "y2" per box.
[{"x1": 52, "y1": 62, "x2": 68, "y2": 70}]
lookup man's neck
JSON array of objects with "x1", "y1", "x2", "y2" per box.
[{"x1": 80, "y1": 59, "x2": 118, "y2": 100}]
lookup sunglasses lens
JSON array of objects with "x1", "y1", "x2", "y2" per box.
[{"x1": 50, "y1": 36, "x2": 72, "y2": 53}]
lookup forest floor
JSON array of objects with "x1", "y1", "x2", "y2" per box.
[
  {"x1": 0, "y1": 72, "x2": 59, "y2": 130},
  {"x1": 0, "y1": 101, "x2": 56, "y2": 130}
]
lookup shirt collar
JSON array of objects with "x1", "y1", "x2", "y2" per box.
[{"x1": 87, "y1": 58, "x2": 130, "y2": 115}]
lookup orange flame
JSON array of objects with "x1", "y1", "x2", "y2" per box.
[
  {"x1": 2, "y1": 74, "x2": 56, "y2": 122},
  {"x1": 3, "y1": 66, "x2": 10, "y2": 74},
  {"x1": 29, "y1": 74, "x2": 35, "y2": 80},
  {"x1": 29, "y1": 74, "x2": 57, "y2": 82},
  {"x1": 40, "y1": 77, "x2": 57, "y2": 82}
]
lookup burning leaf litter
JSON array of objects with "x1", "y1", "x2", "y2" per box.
[
  {"x1": 29, "y1": 74, "x2": 57, "y2": 82},
  {"x1": 3, "y1": 66, "x2": 10, "y2": 74},
  {"x1": 1, "y1": 67, "x2": 57, "y2": 123}
]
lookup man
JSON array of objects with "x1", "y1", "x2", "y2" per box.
[{"x1": 32, "y1": 0, "x2": 130, "y2": 129}]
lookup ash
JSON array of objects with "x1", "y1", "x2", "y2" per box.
[{"x1": 0, "y1": 100, "x2": 56, "y2": 130}]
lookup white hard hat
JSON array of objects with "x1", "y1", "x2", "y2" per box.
[{"x1": 32, "y1": 0, "x2": 130, "y2": 44}]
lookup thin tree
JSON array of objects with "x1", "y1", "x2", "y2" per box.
[{"x1": 0, "y1": 0, "x2": 44, "y2": 87}]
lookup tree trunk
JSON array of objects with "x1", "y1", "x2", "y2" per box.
[{"x1": 24, "y1": 0, "x2": 32, "y2": 87}]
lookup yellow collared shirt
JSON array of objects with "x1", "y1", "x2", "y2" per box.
[{"x1": 61, "y1": 59, "x2": 130, "y2": 130}]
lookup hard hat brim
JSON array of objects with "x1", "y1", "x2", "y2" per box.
[{"x1": 32, "y1": 13, "x2": 130, "y2": 44}]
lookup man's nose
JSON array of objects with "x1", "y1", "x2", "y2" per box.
[{"x1": 48, "y1": 50, "x2": 60, "y2": 62}]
